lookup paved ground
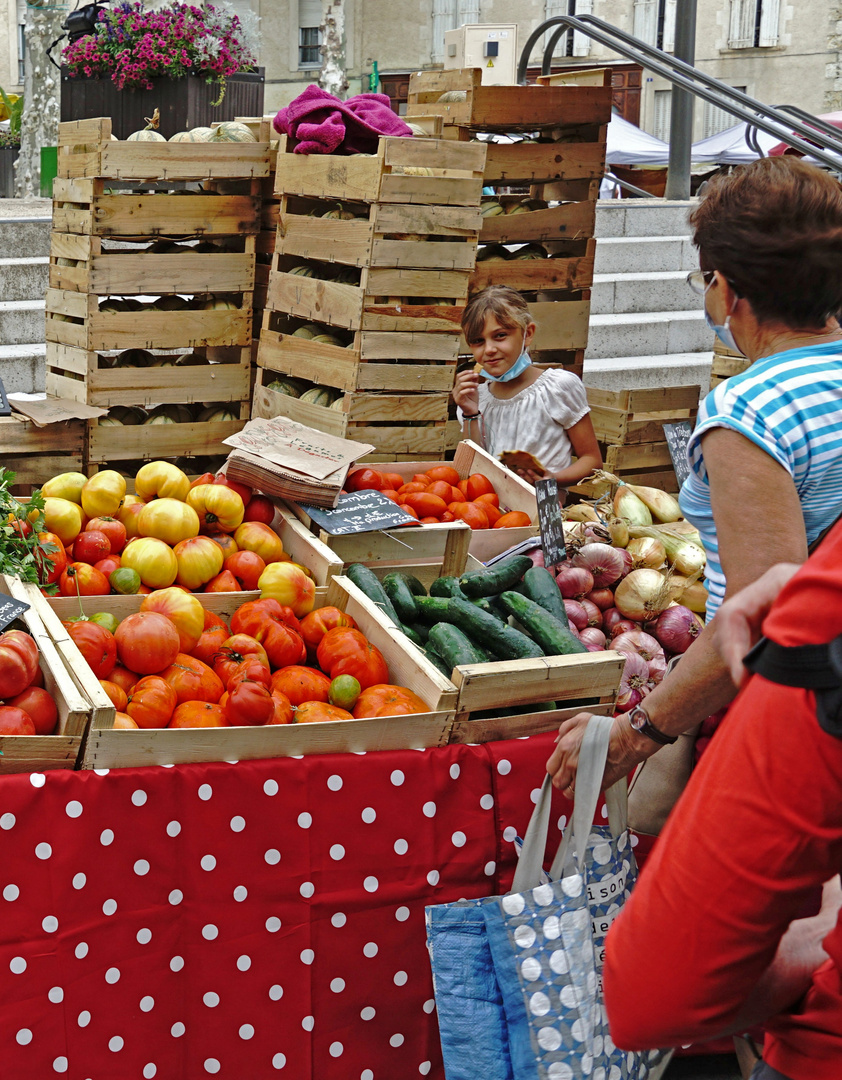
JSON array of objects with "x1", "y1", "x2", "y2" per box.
[
  {"x1": 666, "y1": 1053, "x2": 743, "y2": 1079},
  {"x1": 0, "y1": 197, "x2": 50, "y2": 218}
]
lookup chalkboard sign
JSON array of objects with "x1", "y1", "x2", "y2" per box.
[
  {"x1": 0, "y1": 593, "x2": 29, "y2": 631},
  {"x1": 664, "y1": 421, "x2": 693, "y2": 488},
  {"x1": 301, "y1": 490, "x2": 417, "y2": 536},
  {"x1": 534, "y1": 478, "x2": 566, "y2": 568}
]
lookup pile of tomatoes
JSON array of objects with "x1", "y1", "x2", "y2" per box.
[
  {"x1": 64, "y1": 587, "x2": 430, "y2": 729},
  {"x1": 344, "y1": 465, "x2": 532, "y2": 531},
  {"x1": 0, "y1": 629, "x2": 59, "y2": 736},
  {"x1": 30, "y1": 461, "x2": 314, "y2": 613}
]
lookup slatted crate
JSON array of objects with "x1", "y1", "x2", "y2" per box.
[
  {"x1": 709, "y1": 339, "x2": 750, "y2": 388},
  {"x1": 0, "y1": 408, "x2": 86, "y2": 486}
]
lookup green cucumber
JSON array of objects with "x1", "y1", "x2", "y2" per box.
[
  {"x1": 407, "y1": 621, "x2": 430, "y2": 644},
  {"x1": 346, "y1": 563, "x2": 402, "y2": 627},
  {"x1": 401, "y1": 623, "x2": 424, "y2": 647},
  {"x1": 428, "y1": 623, "x2": 490, "y2": 668},
  {"x1": 445, "y1": 598, "x2": 544, "y2": 660},
  {"x1": 521, "y1": 566, "x2": 570, "y2": 628},
  {"x1": 429, "y1": 576, "x2": 467, "y2": 598},
  {"x1": 382, "y1": 572, "x2": 420, "y2": 623},
  {"x1": 401, "y1": 574, "x2": 428, "y2": 597},
  {"x1": 423, "y1": 646, "x2": 454, "y2": 679},
  {"x1": 498, "y1": 591, "x2": 587, "y2": 656},
  {"x1": 414, "y1": 595, "x2": 454, "y2": 624},
  {"x1": 471, "y1": 597, "x2": 505, "y2": 622},
  {"x1": 459, "y1": 554, "x2": 534, "y2": 598}
]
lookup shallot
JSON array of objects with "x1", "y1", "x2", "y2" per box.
[
  {"x1": 578, "y1": 627, "x2": 606, "y2": 651},
  {"x1": 602, "y1": 607, "x2": 635, "y2": 637},
  {"x1": 580, "y1": 599, "x2": 603, "y2": 629},
  {"x1": 564, "y1": 599, "x2": 589, "y2": 631},
  {"x1": 581, "y1": 522, "x2": 612, "y2": 545},
  {"x1": 571, "y1": 543, "x2": 626, "y2": 589},
  {"x1": 556, "y1": 564, "x2": 594, "y2": 600},
  {"x1": 611, "y1": 629, "x2": 664, "y2": 665},
  {"x1": 652, "y1": 605, "x2": 704, "y2": 654}
]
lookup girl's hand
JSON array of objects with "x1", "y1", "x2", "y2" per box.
[
  {"x1": 452, "y1": 369, "x2": 480, "y2": 416},
  {"x1": 515, "y1": 466, "x2": 548, "y2": 486}
]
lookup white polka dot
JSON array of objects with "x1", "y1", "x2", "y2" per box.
[
  {"x1": 35, "y1": 842, "x2": 52, "y2": 860},
  {"x1": 451, "y1": 831, "x2": 466, "y2": 848},
  {"x1": 449, "y1": 764, "x2": 461, "y2": 779},
  {"x1": 171, "y1": 1022, "x2": 185, "y2": 1038},
  {"x1": 331, "y1": 912, "x2": 346, "y2": 927},
  {"x1": 233, "y1": 886, "x2": 247, "y2": 902},
  {"x1": 170, "y1": 956, "x2": 184, "y2": 972},
  {"x1": 10, "y1": 956, "x2": 26, "y2": 974},
  {"x1": 266, "y1": 917, "x2": 281, "y2": 933},
  {"x1": 0, "y1": 813, "x2": 15, "y2": 829},
  {"x1": 65, "y1": 801, "x2": 83, "y2": 818},
  {"x1": 530, "y1": 787, "x2": 542, "y2": 805},
  {"x1": 237, "y1": 955, "x2": 251, "y2": 971},
  {"x1": 109, "y1": 1036, "x2": 124, "y2": 1052},
  {"x1": 30, "y1": 773, "x2": 45, "y2": 788},
  {"x1": 272, "y1": 1054, "x2": 286, "y2": 1069},
  {"x1": 300, "y1": 949, "x2": 314, "y2": 965},
  {"x1": 203, "y1": 992, "x2": 219, "y2": 1008},
  {"x1": 230, "y1": 816, "x2": 246, "y2": 832},
  {"x1": 484, "y1": 861, "x2": 496, "y2": 876},
  {"x1": 169, "y1": 890, "x2": 183, "y2": 906},
  {"x1": 390, "y1": 1033, "x2": 405, "y2": 1048},
  {"x1": 363, "y1": 942, "x2": 378, "y2": 958},
  {"x1": 105, "y1": 967, "x2": 120, "y2": 984},
  {"x1": 42, "y1": 914, "x2": 59, "y2": 933},
  {"x1": 330, "y1": 978, "x2": 345, "y2": 993},
  {"x1": 201, "y1": 855, "x2": 216, "y2": 871},
  {"x1": 140, "y1": 996, "x2": 154, "y2": 1012},
  {"x1": 166, "y1": 821, "x2": 181, "y2": 837},
  {"x1": 361, "y1": 1006, "x2": 376, "y2": 1020},
  {"x1": 131, "y1": 789, "x2": 147, "y2": 807},
  {"x1": 234, "y1": 1024, "x2": 252, "y2": 1042},
  {"x1": 497, "y1": 759, "x2": 512, "y2": 775},
  {"x1": 78, "y1": 1010, "x2": 91, "y2": 1027},
  {"x1": 204, "y1": 1059, "x2": 220, "y2": 1074},
  {"x1": 100, "y1": 830, "x2": 114, "y2": 846},
  {"x1": 329, "y1": 844, "x2": 345, "y2": 860},
  {"x1": 301, "y1": 1016, "x2": 314, "y2": 1031},
  {"x1": 264, "y1": 779, "x2": 279, "y2": 796},
  {"x1": 427, "y1": 870, "x2": 440, "y2": 886},
  {"x1": 134, "y1": 860, "x2": 150, "y2": 876},
  {"x1": 557, "y1": 815, "x2": 568, "y2": 831},
  {"x1": 480, "y1": 794, "x2": 494, "y2": 810},
  {"x1": 329, "y1": 1042, "x2": 343, "y2": 1058},
  {"x1": 202, "y1": 924, "x2": 218, "y2": 941},
  {"x1": 300, "y1": 881, "x2": 315, "y2": 898},
  {"x1": 75, "y1": 942, "x2": 88, "y2": 959},
  {"x1": 198, "y1": 784, "x2": 213, "y2": 801},
  {"x1": 422, "y1": 801, "x2": 436, "y2": 818},
  {"x1": 361, "y1": 807, "x2": 376, "y2": 823},
  {"x1": 143, "y1": 1066, "x2": 157, "y2": 1079},
  {"x1": 297, "y1": 812, "x2": 312, "y2": 828},
  {"x1": 394, "y1": 839, "x2": 408, "y2": 855},
  {"x1": 363, "y1": 876, "x2": 379, "y2": 892},
  {"x1": 48, "y1": 986, "x2": 64, "y2": 1003},
  {"x1": 362, "y1": 1072, "x2": 374, "y2": 1080},
  {"x1": 93, "y1": 768, "x2": 109, "y2": 776},
  {"x1": 16, "y1": 1029, "x2": 32, "y2": 1045},
  {"x1": 503, "y1": 825, "x2": 517, "y2": 842},
  {"x1": 52, "y1": 1056, "x2": 68, "y2": 1073},
  {"x1": 269, "y1": 985, "x2": 283, "y2": 1001},
  {"x1": 395, "y1": 906, "x2": 410, "y2": 922},
  {"x1": 394, "y1": 970, "x2": 408, "y2": 986},
  {"x1": 390, "y1": 770, "x2": 405, "y2": 786},
  {"x1": 265, "y1": 849, "x2": 281, "y2": 865},
  {"x1": 326, "y1": 774, "x2": 343, "y2": 791},
  {"x1": 137, "y1": 928, "x2": 152, "y2": 945},
  {"x1": 72, "y1": 872, "x2": 86, "y2": 890},
  {"x1": 631, "y1": 833, "x2": 640, "y2": 847},
  {"x1": 102, "y1": 899, "x2": 117, "y2": 916},
  {"x1": 3, "y1": 884, "x2": 18, "y2": 901},
  {"x1": 419, "y1": 1063, "x2": 432, "y2": 1076}
]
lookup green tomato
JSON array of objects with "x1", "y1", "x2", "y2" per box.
[
  {"x1": 329, "y1": 674, "x2": 361, "y2": 711},
  {"x1": 110, "y1": 567, "x2": 141, "y2": 595},
  {"x1": 89, "y1": 611, "x2": 119, "y2": 635}
]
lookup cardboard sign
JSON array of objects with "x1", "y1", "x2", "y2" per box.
[
  {"x1": 224, "y1": 416, "x2": 375, "y2": 481},
  {"x1": 301, "y1": 490, "x2": 417, "y2": 535},
  {"x1": 664, "y1": 420, "x2": 693, "y2": 489},
  {"x1": 0, "y1": 593, "x2": 29, "y2": 632},
  {"x1": 534, "y1": 478, "x2": 566, "y2": 568}
]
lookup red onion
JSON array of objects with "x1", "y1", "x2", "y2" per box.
[
  {"x1": 616, "y1": 547, "x2": 634, "y2": 579},
  {"x1": 616, "y1": 651, "x2": 650, "y2": 711},
  {"x1": 611, "y1": 620, "x2": 638, "y2": 639},
  {"x1": 611, "y1": 629, "x2": 665, "y2": 665},
  {"x1": 564, "y1": 599, "x2": 589, "y2": 631},
  {"x1": 585, "y1": 588, "x2": 615, "y2": 611},
  {"x1": 556, "y1": 564, "x2": 594, "y2": 600},
  {"x1": 651, "y1": 605, "x2": 704, "y2": 655},
  {"x1": 527, "y1": 547, "x2": 546, "y2": 568},
  {"x1": 581, "y1": 522, "x2": 612, "y2": 545},
  {"x1": 615, "y1": 687, "x2": 644, "y2": 713},
  {"x1": 580, "y1": 599, "x2": 603, "y2": 629},
  {"x1": 579, "y1": 627, "x2": 606, "y2": 651},
  {"x1": 567, "y1": 622, "x2": 581, "y2": 639},
  {"x1": 648, "y1": 652, "x2": 667, "y2": 685},
  {"x1": 603, "y1": 607, "x2": 632, "y2": 635},
  {"x1": 571, "y1": 543, "x2": 626, "y2": 589}
]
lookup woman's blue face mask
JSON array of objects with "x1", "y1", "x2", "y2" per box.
[{"x1": 704, "y1": 280, "x2": 741, "y2": 353}]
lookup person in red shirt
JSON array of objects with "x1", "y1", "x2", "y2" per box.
[{"x1": 602, "y1": 529, "x2": 842, "y2": 1080}]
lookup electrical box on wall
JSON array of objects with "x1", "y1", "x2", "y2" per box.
[{"x1": 443, "y1": 24, "x2": 518, "y2": 86}]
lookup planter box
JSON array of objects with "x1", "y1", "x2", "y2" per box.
[
  {"x1": 61, "y1": 69, "x2": 265, "y2": 142},
  {"x1": 0, "y1": 144, "x2": 18, "y2": 199}
]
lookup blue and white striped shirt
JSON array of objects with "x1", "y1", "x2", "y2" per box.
[{"x1": 678, "y1": 342, "x2": 842, "y2": 621}]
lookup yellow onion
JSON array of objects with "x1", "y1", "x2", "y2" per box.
[
  {"x1": 613, "y1": 486, "x2": 652, "y2": 526},
  {"x1": 613, "y1": 569, "x2": 673, "y2": 622},
  {"x1": 626, "y1": 536, "x2": 666, "y2": 569},
  {"x1": 607, "y1": 517, "x2": 629, "y2": 548},
  {"x1": 621, "y1": 483, "x2": 682, "y2": 523},
  {"x1": 627, "y1": 526, "x2": 705, "y2": 576}
]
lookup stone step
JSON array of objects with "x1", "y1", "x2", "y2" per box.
[
  {"x1": 0, "y1": 299, "x2": 45, "y2": 346},
  {"x1": 0, "y1": 218, "x2": 51, "y2": 260},
  {"x1": 584, "y1": 309, "x2": 713, "y2": 360},
  {"x1": 591, "y1": 270, "x2": 704, "y2": 316},
  {"x1": 595, "y1": 198, "x2": 694, "y2": 239},
  {"x1": 583, "y1": 351, "x2": 712, "y2": 398},
  {"x1": 0, "y1": 257, "x2": 49, "y2": 303},
  {"x1": 593, "y1": 235, "x2": 698, "y2": 275},
  {"x1": 0, "y1": 343, "x2": 46, "y2": 394}
]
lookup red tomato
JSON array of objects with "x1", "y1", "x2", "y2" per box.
[
  {"x1": 72, "y1": 530, "x2": 111, "y2": 565},
  {"x1": 62, "y1": 620, "x2": 116, "y2": 679},
  {"x1": 0, "y1": 630, "x2": 39, "y2": 698},
  {"x1": 108, "y1": 664, "x2": 139, "y2": 695},
  {"x1": 226, "y1": 658, "x2": 272, "y2": 693},
  {"x1": 213, "y1": 472, "x2": 252, "y2": 505},
  {"x1": 316, "y1": 628, "x2": 389, "y2": 690},
  {"x1": 204, "y1": 570, "x2": 242, "y2": 593},
  {"x1": 85, "y1": 516, "x2": 127, "y2": 555},
  {"x1": 0, "y1": 706, "x2": 35, "y2": 735},
  {"x1": 168, "y1": 702, "x2": 228, "y2": 728},
  {"x1": 270, "y1": 665, "x2": 331, "y2": 706},
  {"x1": 352, "y1": 684, "x2": 429, "y2": 718},
  {"x1": 189, "y1": 472, "x2": 215, "y2": 491},
  {"x1": 190, "y1": 623, "x2": 230, "y2": 667},
  {"x1": 224, "y1": 679, "x2": 275, "y2": 726},
  {"x1": 208, "y1": 532, "x2": 238, "y2": 558},
  {"x1": 345, "y1": 468, "x2": 384, "y2": 493},
  {"x1": 6, "y1": 686, "x2": 58, "y2": 735},
  {"x1": 114, "y1": 612, "x2": 181, "y2": 675},
  {"x1": 59, "y1": 562, "x2": 110, "y2": 597},
  {"x1": 212, "y1": 635, "x2": 270, "y2": 686},
  {"x1": 465, "y1": 473, "x2": 495, "y2": 500},
  {"x1": 35, "y1": 532, "x2": 67, "y2": 586},
  {"x1": 224, "y1": 550, "x2": 266, "y2": 591},
  {"x1": 242, "y1": 494, "x2": 275, "y2": 525},
  {"x1": 229, "y1": 599, "x2": 306, "y2": 669},
  {"x1": 268, "y1": 691, "x2": 294, "y2": 725},
  {"x1": 98, "y1": 680, "x2": 128, "y2": 712},
  {"x1": 126, "y1": 675, "x2": 178, "y2": 729},
  {"x1": 94, "y1": 554, "x2": 122, "y2": 577},
  {"x1": 159, "y1": 654, "x2": 224, "y2": 705},
  {"x1": 299, "y1": 607, "x2": 358, "y2": 657},
  {"x1": 203, "y1": 609, "x2": 229, "y2": 631}
]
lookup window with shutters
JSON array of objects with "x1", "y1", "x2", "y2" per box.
[
  {"x1": 432, "y1": 0, "x2": 458, "y2": 65},
  {"x1": 543, "y1": 0, "x2": 592, "y2": 57},
  {"x1": 298, "y1": 0, "x2": 322, "y2": 68},
  {"x1": 633, "y1": 0, "x2": 677, "y2": 52},
  {"x1": 653, "y1": 88, "x2": 671, "y2": 142},
  {"x1": 728, "y1": 0, "x2": 780, "y2": 48},
  {"x1": 702, "y1": 87, "x2": 746, "y2": 137}
]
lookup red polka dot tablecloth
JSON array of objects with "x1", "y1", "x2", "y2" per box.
[{"x1": 0, "y1": 733, "x2": 578, "y2": 1080}]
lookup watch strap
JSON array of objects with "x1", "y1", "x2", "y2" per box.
[{"x1": 628, "y1": 704, "x2": 678, "y2": 745}]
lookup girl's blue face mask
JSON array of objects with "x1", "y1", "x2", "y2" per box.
[{"x1": 481, "y1": 331, "x2": 533, "y2": 382}]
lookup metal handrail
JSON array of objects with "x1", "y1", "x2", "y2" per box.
[{"x1": 517, "y1": 14, "x2": 842, "y2": 172}]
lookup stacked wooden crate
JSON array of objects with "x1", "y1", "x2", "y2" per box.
[
  {"x1": 709, "y1": 338, "x2": 751, "y2": 388},
  {"x1": 46, "y1": 116, "x2": 271, "y2": 471},
  {"x1": 407, "y1": 67, "x2": 612, "y2": 378},
  {"x1": 253, "y1": 134, "x2": 486, "y2": 460}
]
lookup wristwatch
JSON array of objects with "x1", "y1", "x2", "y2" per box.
[{"x1": 626, "y1": 703, "x2": 678, "y2": 745}]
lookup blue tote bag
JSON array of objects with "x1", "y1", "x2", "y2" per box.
[{"x1": 426, "y1": 715, "x2": 673, "y2": 1080}]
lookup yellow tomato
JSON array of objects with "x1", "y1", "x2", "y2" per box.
[
  {"x1": 118, "y1": 495, "x2": 146, "y2": 539},
  {"x1": 233, "y1": 521, "x2": 286, "y2": 564},
  {"x1": 81, "y1": 470, "x2": 126, "y2": 518},
  {"x1": 42, "y1": 471, "x2": 88, "y2": 505},
  {"x1": 186, "y1": 484, "x2": 244, "y2": 533},
  {"x1": 172, "y1": 536, "x2": 224, "y2": 591},
  {"x1": 43, "y1": 497, "x2": 84, "y2": 545},
  {"x1": 135, "y1": 461, "x2": 190, "y2": 502},
  {"x1": 121, "y1": 537, "x2": 178, "y2": 589},
  {"x1": 140, "y1": 588, "x2": 204, "y2": 652},
  {"x1": 138, "y1": 498, "x2": 200, "y2": 546},
  {"x1": 258, "y1": 561, "x2": 315, "y2": 617}
]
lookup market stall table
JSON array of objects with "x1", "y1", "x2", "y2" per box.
[{"x1": 0, "y1": 732, "x2": 585, "y2": 1079}]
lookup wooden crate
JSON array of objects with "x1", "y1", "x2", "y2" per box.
[
  {"x1": 85, "y1": 402, "x2": 250, "y2": 464},
  {"x1": 479, "y1": 200, "x2": 597, "y2": 245},
  {"x1": 481, "y1": 137, "x2": 607, "y2": 188},
  {"x1": 0, "y1": 575, "x2": 102, "y2": 772},
  {"x1": 710, "y1": 340, "x2": 750, "y2": 387},
  {"x1": 586, "y1": 385, "x2": 700, "y2": 445},
  {"x1": 57, "y1": 117, "x2": 271, "y2": 181},
  {"x1": 0, "y1": 409, "x2": 85, "y2": 485},
  {"x1": 470, "y1": 238, "x2": 595, "y2": 296},
  {"x1": 406, "y1": 68, "x2": 613, "y2": 133}
]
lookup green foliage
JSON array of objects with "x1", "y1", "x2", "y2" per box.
[
  {"x1": 0, "y1": 88, "x2": 23, "y2": 141},
  {"x1": 0, "y1": 471, "x2": 53, "y2": 588}
]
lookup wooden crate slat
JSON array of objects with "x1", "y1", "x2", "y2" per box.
[
  {"x1": 479, "y1": 201, "x2": 596, "y2": 245},
  {"x1": 50, "y1": 249, "x2": 255, "y2": 295},
  {"x1": 482, "y1": 140, "x2": 607, "y2": 185},
  {"x1": 470, "y1": 243, "x2": 595, "y2": 295},
  {"x1": 86, "y1": 410, "x2": 248, "y2": 463}
]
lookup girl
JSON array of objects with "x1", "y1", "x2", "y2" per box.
[{"x1": 452, "y1": 285, "x2": 602, "y2": 489}]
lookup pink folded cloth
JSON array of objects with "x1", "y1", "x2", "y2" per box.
[{"x1": 274, "y1": 85, "x2": 414, "y2": 154}]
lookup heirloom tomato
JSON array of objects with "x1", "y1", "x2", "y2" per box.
[
  {"x1": 0, "y1": 707, "x2": 35, "y2": 735},
  {"x1": 85, "y1": 516, "x2": 127, "y2": 555},
  {"x1": 268, "y1": 691, "x2": 294, "y2": 725},
  {"x1": 44, "y1": 497, "x2": 83, "y2": 545},
  {"x1": 203, "y1": 608, "x2": 229, "y2": 631},
  {"x1": 138, "y1": 499, "x2": 199, "y2": 547},
  {"x1": 213, "y1": 472, "x2": 252, "y2": 505},
  {"x1": 168, "y1": 701, "x2": 227, "y2": 728},
  {"x1": 0, "y1": 630, "x2": 39, "y2": 698},
  {"x1": 121, "y1": 538, "x2": 178, "y2": 589},
  {"x1": 134, "y1": 461, "x2": 190, "y2": 502},
  {"x1": 117, "y1": 496, "x2": 146, "y2": 540},
  {"x1": 80, "y1": 470, "x2": 126, "y2": 519},
  {"x1": 73, "y1": 529, "x2": 111, "y2": 565},
  {"x1": 233, "y1": 521, "x2": 285, "y2": 565},
  {"x1": 209, "y1": 533, "x2": 238, "y2": 558},
  {"x1": 227, "y1": 658, "x2": 272, "y2": 692},
  {"x1": 329, "y1": 675, "x2": 361, "y2": 711},
  {"x1": 35, "y1": 531, "x2": 67, "y2": 586},
  {"x1": 224, "y1": 550, "x2": 265, "y2": 591},
  {"x1": 190, "y1": 623, "x2": 229, "y2": 667},
  {"x1": 229, "y1": 599, "x2": 306, "y2": 669},
  {"x1": 7, "y1": 686, "x2": 58, "y2": 735},
  {"x1": 62, "y1": 621, "x2": 116, "y2": 679},
  {"x1": 126, "y1": 675, "x2": 177, "y2": 729},
  {"x1": 270, "y1": 665, "x2": 331, "y2": 707},
  {"x1": 224, "y1": 679, "x2": 274, "y2": 727},
  {"x1": 140, "y1": 588, "x2": 204, "y2": 653},
  {"x1": 115, "y1": 611, "x2": 180, "y2": 674},
  {"x1": 316, "y1": 628, "x2": 389, "y2": 690},
  {"x1": 108, "y1": 665, "x2": 139, "y2": 695},
  {"x1": 212, "y1": 636, "x2": 269, "y2": 686},
  {"x1": 257, "y1": 562, "x2": 315, "y2": 618},
  {"x1": 110, "y1": 567, "x2": 141, "y2": 595},
  {"x1": 41, "y1": 471, "x2": 87, "y2": 504},
  {"x1": 98, "y1": 680, "x2": 128, "y2": 712},
  {"x1": 352, "y1": 684, "x2": 429, "y2": 718},
  {"x1": 187, "y1": 484, "x2": 244, "y2": 534},
  {"x1": 59, "y1": 562, "x2": 110, "y2": 597},
  {"x1": 159, "y1": 654, "x2": 224, "y2": 705},
  {"x1": 113, "y1": 712, "x2": 138, "y2": 729},
  {"x1": 294, "y1": 701, "x2": 353, "y2": 724},
  {"x1": 242, "y1": 494, "x2": 274, "y2": 525},
  {"x1": 203, "y1": 570, "x2": 241, "y2": 593},
  {"x1": 173, "y1": 536, "x2": 224, "y2": 591},
  {"x1": 94, "y1": 555, "x2": 121, "y2": 578},
  {"x1": 88, "y1": 612, "x2": 118, "y2": 634}
]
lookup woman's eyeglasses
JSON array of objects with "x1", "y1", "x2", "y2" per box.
[{"x1": 686, "y1": 270, "x2": 716, "y2": 295}]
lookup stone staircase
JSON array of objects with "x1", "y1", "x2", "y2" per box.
[{"x1": 0, "y1": 214, "x2": 49, "y2": 393}]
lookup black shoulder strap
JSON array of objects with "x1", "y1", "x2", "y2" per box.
[{"x1": 744, "y1": 635, "x2": 842, "y2": 738}]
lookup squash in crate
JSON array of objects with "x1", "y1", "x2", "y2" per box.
[
  {"x1": 267, "y1": 377, "x2": 308, "y2": 398},
  {"x1": 209, "y1": 122, "x2": 257, "y2": 143},
  {"x1": 300, "y1": 386, "x2": 339, "y2": 407}
]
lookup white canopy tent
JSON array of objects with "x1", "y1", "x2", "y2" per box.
[
  {"x1": 691, "y1": 121, "x2": 780, "y2": 165},
  {"x1": 605, "y1": 113, "x2": 670, "y2": 166}
]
